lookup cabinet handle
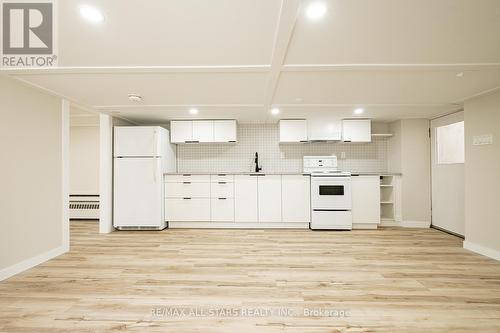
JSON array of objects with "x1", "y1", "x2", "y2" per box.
[
  {"x1": 182, "y1": 174, "x2": 191, "y2": 176},
  {"x1": 184, "y1": 140, "x2": 199, "y2": 144},
  {"x1": 183, "y1": 182, "x2": 191, "y2": 184},
  {"x1": 228, "y1": 141, "x2": 236, "y2": 143},
  {"x1": 217, "y1": 174, "x2": 226, "y2": 176},
  {"x1": 218, "y1": 182, "x2": 227, "y2": 184},
  {"x1": 250, "y1": 174, "x2": 265, "y2": 176},
  {"x1": 218, "y1": 198, "x2": 227, "y2": 200},
  {"x1": 183, "y1": 197, "x2": 192, "y2": 200}
]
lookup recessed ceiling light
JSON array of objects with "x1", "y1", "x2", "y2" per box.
[
  {"x1": 127, "y1": 94, "x2": 142, "y2": 102},
  {"x1": 79, "y1": 5, "x2": 104, "y2": 23},
  {"x1": 189, "y1": 108, "x2": 199, "y2": 115},
  {"x1": 306, "y1": 2, "x2": 327, "y2": 20},
  {"x1": 456, "y1": 72, "x2": 464, "y2": 78},
  {"x1": 271, "y1": 108, "x2": 280, "y2": 115},
  {"x1": 354, "y1": 108, "x2": 364, "y2": 115}
]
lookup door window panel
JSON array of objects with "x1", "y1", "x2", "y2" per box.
[{"x1": 436, "y1": 121, "x2": 464, "y2": 164}]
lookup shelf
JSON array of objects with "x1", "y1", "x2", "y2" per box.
[
  {"x1": 371, "y1": 133, "x2": 393, "y2": 137},
  {"x1": 381, "y1": 201, "x2": 393, "y2": 204}
]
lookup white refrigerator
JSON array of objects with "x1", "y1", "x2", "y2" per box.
[{"x1": 113, "y1": 126, "x2": 176, "y2": 230}]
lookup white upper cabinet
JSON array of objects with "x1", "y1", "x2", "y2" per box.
[
  {"x1": 192, "y1": 121, "x2": 214, "y2": 142},
  {"x1": 214, "y1": 120, "x2": 237, "y2": 142},
  {"x1": 307, "y1": 118, "x2": 342, "y2": 141},
  {"x1": 342, "y1": 119, "x2": 372, "y2": 142},
  {"x1": 170, "y1": 121, "x2": 193, "y2": 143},
  {"x1": 279, "y1": 120, "x2": 308, "y2": 143},
  {"x1": 171, "y1": 120, "x2": 237, "y2": 144}
]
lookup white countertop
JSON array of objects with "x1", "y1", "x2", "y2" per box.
[{"x1": 165, "y1": 172, "x2": 402, "y2": 176}]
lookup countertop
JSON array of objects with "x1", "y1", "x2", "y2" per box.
[
  {"x1": 165, "y1": 172, "x2": 309, "y2": 175},
  {"x1": 165, "y1": 172, "x2": 402, "y2": 176}
]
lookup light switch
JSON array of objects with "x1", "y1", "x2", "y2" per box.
[{"x1": 473, "y1": 134, "x2": 493, "y2": 146}]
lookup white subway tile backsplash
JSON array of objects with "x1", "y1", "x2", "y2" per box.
[{"x1": 177, "y1": 124, "x2": 388, "y2": 173}]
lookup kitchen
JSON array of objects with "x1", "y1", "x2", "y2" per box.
[
  {"x1": 113, "y1": 119, "x2": 407, "y2": 231},
  {"x1": 1, "y1": 0, "x2": 499, "y2": 332}
]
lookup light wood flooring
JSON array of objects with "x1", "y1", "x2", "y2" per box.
[{"x1": 1, "y1": 222, "x2": 500, "y2": 332}]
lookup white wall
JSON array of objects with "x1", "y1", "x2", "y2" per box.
[
  {"x1": 70, "y1": 126, "x2": 99, "y2": 195},
  {"x1": 388, "y1": 119, "x2": 431, "y2": 226},
  {"x1": 0, "y1": 75, "x2": 68, "y2": 280},
  {"x1": 463, "y1": 90, "x2": 500, "y2": 259}
]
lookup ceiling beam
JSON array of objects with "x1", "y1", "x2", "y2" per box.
[
  {"x1": 282, "y1": 63, "x2": 500, "y2": 72},
  {"x1": 264, "y1": 0, "x2": 302, "y2": 119},
  {"x1": 1, "y1": 65, "x2": 271, "y2": 75}
]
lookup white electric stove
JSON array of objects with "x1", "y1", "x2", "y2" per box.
[{"x1": 304, "y1": 156, "x2": 352, "y2": 230}]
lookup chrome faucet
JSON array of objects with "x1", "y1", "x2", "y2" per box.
[{"x1": 254, "y1": 152, "x2": 262, "y2": 173}]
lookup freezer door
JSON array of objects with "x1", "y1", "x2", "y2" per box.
[
  {"x1": 113, "y1": 158, "x2": 163, "y2": 227},
  {"x1": 114, "y1": 126, "x2": 162, "y2": 157}
]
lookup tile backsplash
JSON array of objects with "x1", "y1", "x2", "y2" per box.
[{"x1": 177, "y1": 124, "x2": 388, "y2": 173}]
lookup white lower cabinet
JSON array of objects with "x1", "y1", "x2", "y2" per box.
[
  {"x1": 234, "y1": 175, "x2": 258, "y2": 222},
  {"x1": 165, "y1": 198, "x2": 210, "y2": 221},
  {"x1": 351, "y1": 175, "x2": 380, "y2": 225},
  {"x1": 211, "y1": 198, "x2": 234, "y2": 221},
  {"x1": 281, "y1": 175, "x2": 311, "y2": 222},
  {"x1": 258, "y1": 175, "x2": 282, "y2": 222}
]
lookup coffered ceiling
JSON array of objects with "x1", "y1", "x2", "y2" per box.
[{"x1": 3, "y1": 0, "x2": 500, "y2": 123}]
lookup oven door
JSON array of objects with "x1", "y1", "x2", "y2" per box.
[{"x1": 311, "y1": 176, "x2": 352, "y2": 210}]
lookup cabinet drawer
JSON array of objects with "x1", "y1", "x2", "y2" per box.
[
  {"x1": 165, "y1": 182, "x2": 210, "y2": 198},
  {"x1": 165, "y1": 174, "x2": 210, "y2": 183},
  {"x1": 210, "y1": 182, "x2": 234, "y2": 198},
  {"x1": 211, "y1": 198, "x2": 234, "y2": 222},
  {"x1": 210, "y1": 174, "x2": 234, "y2": 183},
  {"x1": 165, "y1": 198, "x2": 210, "y2": 221}
]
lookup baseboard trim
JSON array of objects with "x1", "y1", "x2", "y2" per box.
[
  {"x1": 0, "y1": 244, "x2": 68, "y2": 281},
  {"x1": 169, "y1": 222, "x2": 310, "y2": 229},
  {"x1": 463, "y1": 241, "x2": 500, "y2": 261},
  {"x1": 352, "y1": 223, "x2": 378, "y2": 230},
  {"x1": 401, "y1": 220, "x2": 431, "y2": 228}
]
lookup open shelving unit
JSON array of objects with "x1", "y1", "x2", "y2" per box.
[{"x1": 380, "y1": 175, "x2": 395, "y2": 223}]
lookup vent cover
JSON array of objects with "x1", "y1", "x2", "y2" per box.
[{"x1": 70, "y1": 195, "x2": 99, "y2": 220}]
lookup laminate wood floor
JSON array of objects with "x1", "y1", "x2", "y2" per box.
[{"x1": 1, "y1": 222, "x2": 499, "y2": 332}]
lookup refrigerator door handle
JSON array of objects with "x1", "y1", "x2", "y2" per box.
[
  {"x1": 154, "y1": 159, "x2": 158, "y2": 183},
  {"x1": 153, "y1": 129, "x2": 158, "y2": 156}
]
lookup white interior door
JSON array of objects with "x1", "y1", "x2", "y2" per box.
[{"x1": 431, "y1": 112, "x2": 465, "y2": 236}]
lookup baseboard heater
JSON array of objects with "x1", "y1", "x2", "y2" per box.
[{"x1": 69, "y1": 195, "x2": 99, "y2": 219}]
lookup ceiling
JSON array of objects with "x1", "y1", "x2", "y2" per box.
[{"x1": 4, "y1": 0, "x2": 500, "y2": 123}]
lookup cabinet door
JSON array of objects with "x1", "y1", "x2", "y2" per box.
[
  {"x1": 165, "y1": 198, "x2": 210, "y2": 221},
  {"x1": 170, "y1": 121, "x2": 193, "y2": 143},
  {"x1": 279, "y1": 120, "x2": 307, "y2": 143},
  {"x1": 307, "y1": 118, "x2": 342, "y2": 141},
  {"x1": 214, "y1": 120, "x2": 237, "y2": 142},
  {"x1": 192, "y1": 121, "x2": 214, "y2": 142},
  {"x1": 258, "y1": 175, "x2": 282, "y2": 222},
  {"x1": 281, "y1": 175, "x2": 310, "y2": 222},
  {"x1": 234, "y1": 175, "x2": 258, "y2": 222},
  {"x1": 351, "y1": 176, "x2": 380, "y2": 224},
  {"x1": 211, "y1": 198, "x2": 234, "y2": 222},
  {"x1": 342, "y1": 119, "x2": 371, "y2": 142}
]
